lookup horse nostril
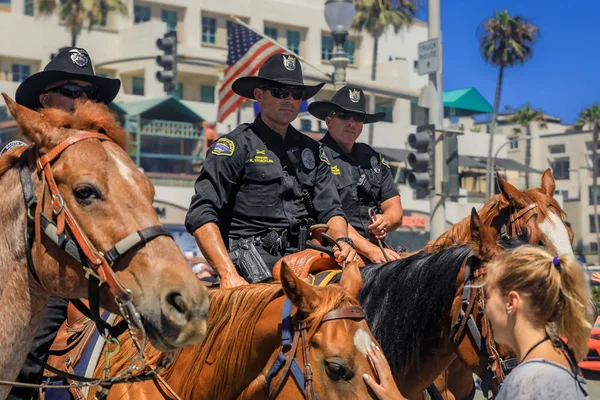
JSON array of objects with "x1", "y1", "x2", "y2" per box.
[{"x1": 166, "y1": 291, "x2": 188, "y2": 315}]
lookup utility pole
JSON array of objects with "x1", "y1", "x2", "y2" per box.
[{"x1": 428, "y1": 0, "x2": 445, "y2": 240}]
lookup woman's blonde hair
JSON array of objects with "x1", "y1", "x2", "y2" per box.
[{"x1": 486, "y1": 245, "x2": 594, "y2": 361}]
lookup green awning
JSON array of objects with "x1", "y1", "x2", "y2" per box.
[
  {"x1": 443, "y1": 88, "x2": 493, "y2": 114},
  {"x1": 114, "y1": 96, "x2": 204, "y2": 123}
]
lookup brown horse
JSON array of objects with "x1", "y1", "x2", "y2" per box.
[
  {"x1": 88, "y1": 261, "x2": 379, "y2": 399},
  {"x1": 0, "y1": 96, "x2": 209, "y2": 397},
  {"x1": 425, "y1": 169, "x2": 574, "y2": 400}
]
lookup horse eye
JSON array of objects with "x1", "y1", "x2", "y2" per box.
[
  {"x1": 73, "y1": 184, "x2": 101, "y2": 204},
  {"x1": 324, "y1": 360, "x2": 354, "y2": 381}
]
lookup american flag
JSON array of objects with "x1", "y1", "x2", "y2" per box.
[{"x1": 217, "y1": 23, "x2": 285, "y2": 123}]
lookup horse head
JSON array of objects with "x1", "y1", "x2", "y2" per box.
[
  {"x1": 2, "y1": 95, "x2": 209, "y2": 351},
  {"x1": 277, "y1": 260, "x2": 378, "y2": 399}
]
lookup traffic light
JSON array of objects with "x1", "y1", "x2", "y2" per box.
[
  {"x1": 445, "y1": 133, "x2": 460, "y2": 199},
  {"x1": 156, "y1": 31, "x2": 177, "y2": 94},
  {"x1": 407, "y1": 124, "x2": 434, "y2": 198}
]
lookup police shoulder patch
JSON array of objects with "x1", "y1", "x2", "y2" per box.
[
  {"x1": 211, "y1": 137, "x2": 235, "y2": 156},
  {"x1": 380, "y1": 154, "x2": 390, "y2": 168},
  {"x1": 319, "y1": 146, "x2": 331, "y2": 166}
]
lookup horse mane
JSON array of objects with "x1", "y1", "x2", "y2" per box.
[{"x1": 359, "y1": 245, "x2": 473, "y2": 373}]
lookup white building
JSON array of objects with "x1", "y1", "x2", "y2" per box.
[{"x1": 0, "y1": 0, "x2": 533, "y2": 251}]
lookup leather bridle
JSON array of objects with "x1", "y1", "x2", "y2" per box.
[{"x1": 265, "y1": 298, "x2": 366, "y2": 400}]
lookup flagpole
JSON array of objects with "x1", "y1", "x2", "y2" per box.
[{"x1": 230, "y1": 15, "x2": 332, "y2": 81}]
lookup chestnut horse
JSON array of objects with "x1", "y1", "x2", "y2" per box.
[
  {"x1": 0, "y1": 96, "x2": 209, "y2": 398},
  {"x1": 425, "y1": 170, "x2": 574, "y2": 400},
  {"x1": 89, "y1": 261, "x2": 379, "y2": 400},
  {"x1": 357, "y1": 210, "x2": 528, "y2": 400}
]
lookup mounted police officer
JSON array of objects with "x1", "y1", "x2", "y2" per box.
[
  {"x1": 8, "y1": 47, "x2": 120, "y2": 400},
  {"x1": 309, "y1": 86, "x2": 404, "y2": 263},
  {"x1": 185, "y1": 54, "x2": 357, "y2": 288}
]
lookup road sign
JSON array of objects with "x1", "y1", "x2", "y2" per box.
[{"x1": 418, "y1": 38, "x2": 439, "y2": 76}]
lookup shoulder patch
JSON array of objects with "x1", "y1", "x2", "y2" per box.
[
  {"x1": 319, "y1": 146, "x2": 331, "y2": 166},
  {"x1": 330, "y1": 165, "x2": 341, "y2": 175},
  {"x1": 380, "y1": 154, "x2": 390, "y2": 168},
  {"x1": 211, "y1": 137, "x2": 235, "y2": 157}
]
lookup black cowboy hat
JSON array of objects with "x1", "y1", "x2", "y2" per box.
[
  {"x1": 16, "y1": 47, "x2": 121, "y2": 110},
  {"x1": 232, "y1": 53, "x2": 324, "y2": 100},
  {"x1": 308, "y1": 86, "x2": 385, "y2": 124}
]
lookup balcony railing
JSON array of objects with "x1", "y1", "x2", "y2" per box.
[{"x1": 139, "y1": 119, "x2": 203, "y2": 137}]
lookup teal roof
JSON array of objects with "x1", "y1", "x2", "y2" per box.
[
  {"x1": 443, "y1": 88, "x2": 493, "y2": 114},
  {"x1": 114, "y1": 96, "x2": 204, "y2": 123}
]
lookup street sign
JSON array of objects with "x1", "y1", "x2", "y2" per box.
[{"x1": 418, "y1": 38, "x2": 439, "y2": 76}]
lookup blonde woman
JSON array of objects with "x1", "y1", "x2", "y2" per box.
[{"x1": 363, "y1": 246, "x2": 594, "y2": 399}]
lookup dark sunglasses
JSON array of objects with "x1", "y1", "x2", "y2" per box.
[
  {"x1": 43, "y1": 84, "x2": 100, "y2": 101},
  {"x1": 262, "y1": 86, "x2": 304, "y2": 100},
  {"x1": 329, "y1": 110, "x2": 366, "y2": 123}
]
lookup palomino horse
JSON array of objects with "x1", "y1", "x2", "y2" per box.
[
  {"x1": 0, "y1": 96, "x2": 209, "y2": 397},
  {"x1": 425, "y1": 170, "x2": 574, "y2": 400},
  {"x1": 88, "y1": 261, "x2": 379, "y2": 399},
  {"x1": 357, "y1": 210, "x2": 528, "y2": 400}
]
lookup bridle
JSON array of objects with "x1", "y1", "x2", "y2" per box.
[
  {"x1": 11, "y1": 132, "x2": 175, "y2": 393},
  {"x1": 265, "y1": 298, "x2": 366, "y2": 400}
]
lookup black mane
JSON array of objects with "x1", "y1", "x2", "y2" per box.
[{"x1": 358, "y1": 245, "x2": 472, "y2": 373}]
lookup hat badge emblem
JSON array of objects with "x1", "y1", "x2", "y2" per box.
[
  {"x1": 349, "y1": 89, "x2": 360, "y2": 103},
  {"x1": 69, "y1": 49, "x2": 89, "y2": 68},
  {"x1": 283, "y1": 55, "x2": 296, "y2": 71}
]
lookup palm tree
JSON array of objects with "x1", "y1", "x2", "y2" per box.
[
  {"x1": 38, "y1": 0, "x2": 128, "y2": 48},
  {"x1": 353, "y1": 0, "x2": 418, "y2": 145},
  {"x1": 575, "y1": 104, "x2": 600, "y2": 258},
  {"x1": 509, "y1": 104, "x2": 547, "y2": 187},
  {"x1": 480, "y1": 10, "x2": 539, "y2": 196}
]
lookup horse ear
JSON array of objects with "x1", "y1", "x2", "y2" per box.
[
  {"x1": 470, "y1": 208, "x2": 494, "y2": 259},
  {"x1": 2, "y1": 93, "x2": 49, "y2": 147},
  {"x1": 540, "y1": 168, "x2": 556, "y2": 196},
  {"x1": 279, "y1": 260, "x2": 319, "y2": 313},
  {"x1": 339, "y1": 260, "x2": 362, "y2": 299},
  {"x1": 496, "y1": 171, "x2": 527, "y2": 208}
]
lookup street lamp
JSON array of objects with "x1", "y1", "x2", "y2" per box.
[
  {"x1": 489, "y1": 136, "x2": 534, "y2": 194},
  {"x1": 324, "y1": 0, "x2": 355, "y2": 90}
]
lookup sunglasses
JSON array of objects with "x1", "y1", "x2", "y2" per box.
[
  {"x1": 43, "y1": 84, "x2": 100, "y2": 101},
  {"x1": 262, "y1": 86, "x2": 304, "y2": 100},
  {"x1": 329, "y1": 110, "x2": 366, "y2": 123}
]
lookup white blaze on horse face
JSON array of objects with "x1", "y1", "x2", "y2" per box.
[
  {"x1": 539, "y1": 211, "x2": 574, "y2": 257},
  {"x1": 109, "y1": 151, "x2": 135, "y2": 185},
  {"x1": 353, "y1": 328, "x2": 374, "y2": 356}
]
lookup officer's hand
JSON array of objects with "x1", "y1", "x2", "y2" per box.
[
  {"x1": 334, "y1": 241, "x2": 357, "y2": 266},
  {"x1": 369, "y1": 214, "x2": 388, "y2": 239},
  {"x1": 220, "y1": 272, "x2": 248, "y2": 288},
  {"x1": 367, "y1": 247, "x2": 401, "y2": 263}
]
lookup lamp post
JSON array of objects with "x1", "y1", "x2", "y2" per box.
[
  {"x1": 324, "y1": 0, "x2": 355, "y2": 90},
  {"x1": 490, "y1": 136, "x2": 534, "y2": 192}
]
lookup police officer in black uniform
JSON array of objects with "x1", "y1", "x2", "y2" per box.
[
  {"x1": 309, "y1": 86, "x2": 404, "y2": 263},
  {"x1": 185, "y1": 54, "x2": 357, "y2": 288}
]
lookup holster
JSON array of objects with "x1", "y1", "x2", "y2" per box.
[{"x1": 229, "y1": 237, "x2": 273, "y2": 283}]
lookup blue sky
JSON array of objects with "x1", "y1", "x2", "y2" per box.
[{"x1": 416, "y1": 0, "x2": 599, "y2": 124}]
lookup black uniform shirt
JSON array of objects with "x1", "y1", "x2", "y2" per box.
[
  {"x1": 320, "y1": 132, "x2": 399, "y2": 238},
  {"x1": 185, "y1": 115, "x2": 345, "y2": 244}
]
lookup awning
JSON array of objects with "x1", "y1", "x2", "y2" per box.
[
  {"x1": 492, "y1": 157, "x2": 542, "y2": 174},
  {"x1": 443, "y1": 88, "x2": 493, "y2": 114},
  {"x1": 114, "y1": 96, "x2": 204, "y2": 123}
]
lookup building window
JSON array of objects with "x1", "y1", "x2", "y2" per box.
[
  {"x1": 161, "y1": 9, "x2": 177, "y2": 33},
  {"x1": 591, "y1": 242, "x2": 599, "y2": 253},
  {"x1": 508, "y1": 137, "x2": 519, "y2": 150},
  {"x1": 375, "y1": 103, "x2": 393, "y2": 123},
  {"x1": 586, "y1": 141, "x2": 597, "y2": 152},
  {"x1": 24, "y1": 0, "x2": 34, "y2": 16},
  {"x1": 264, "y1": 26, "x2": 278, "y2": 40},
  {"x1": 132, "y1": 76, "x2": 144, "y2": 96},
  {"x1": 175, "y1": 82, "x2": 183, "y2": 99},
  {"x1": 11, "y1": 64, "x2": 30, "y2": 83},
  {"x1": 287, "y1": 30, "x2": 300, "y2": 54},
  {"x1": 413, "y1": 60, "x2": 418, "y2": 72},
  {"x1": 134, "y1": 5, "x2": 150, "y2": 24},
  {"x1": 550, "y1": 157, "x2": 569, "y2": 180},
  {"x1": 590, "y1": 215, "x2": 598, "y2": 233},
  {"x1": 321, "y1": 35, "x2": 334, "y2": 61},
  {"x1": 200, "y1": 85, "x2": 215, "y2": 103},
  {"x1": 345, "y1": 39, "x2": 355, "y2": 64},
  {"x1": 226, "y1": 20, "x2": 237, "y2": 41},
  {"x1": 548, "y1": 144, "x2": 565, "y2": 154},
  {"x1": 554, "y1": 189, "x2": 568, "y2": 200},
  {"x1": 202, "y1": 16, "x2": 217, "y2": 44},
  {"x1": 589, "y1": 186, "x2": 600, "y2": 206},
  {"x1": 410, "y1": 103, "x2": 429, "y2": 126},
  {"x1": 300, "y1": 119, "x2": 312, "y2": 132}
]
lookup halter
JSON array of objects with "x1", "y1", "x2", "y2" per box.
[
  {"x1": 265, "y1": 298, "x2": 366, "y2": 400},
  {"x1": 16, "y1": 132, "x2": 174, "y2": 388},
  {"x1": 502, "y1": 203, "x2": 538, "y2": 238}
]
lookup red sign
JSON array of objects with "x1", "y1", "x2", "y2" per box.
[{"x1": 402, "y1": 216, "x2": 426, "y2": 228}]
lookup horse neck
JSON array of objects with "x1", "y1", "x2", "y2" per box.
[{"x1": 0, "y1": 167, "x2": 49, "y2": 390}]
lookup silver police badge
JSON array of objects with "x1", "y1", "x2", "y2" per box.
[
  {"x1": 349, "y1": 89, "x2": 360, "y2": 103},
  {"x1": 370, "y1": 156, "x2": 380, "y2": 174},
  {"x1": 69, "y1": 49, "x2": 89, "y2": 68},
  {"x1": 283, "y1": 54, "x2": 296, "y2": 71},
  {"x1": 302, "y1": 148, "x2": 315, "y2": 170}
]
